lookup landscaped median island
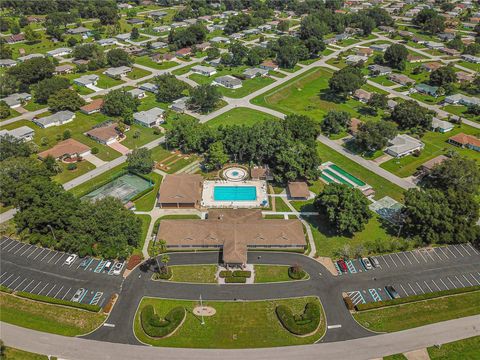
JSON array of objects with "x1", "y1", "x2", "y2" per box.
[
  {"x1": 352, "y1": 286, "x2": 480, "y2": 332},
  {"x1": 134, "y1": 297, "x2": 325, "y2": 348},
  {"x1": 254, "y1": 265, "x2": 309, "y2": 283},
  {"x1": 0, "y1": 289, "x2": 106, "y2": 337}
]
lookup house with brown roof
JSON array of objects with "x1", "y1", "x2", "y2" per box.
[
  {"x1": 157, "y1": 174, "x2": 204, "y2": 208},
  {"x1": 259, "y1": 60, "x2": 279, "y2": 71},
  {"x1": 54, "y1": 64, "x2": 74, "y2": 75},
  {"x1": 421, "y1": 62, "x2": 442, "y2": 72},
  {"x1": 448, "y1": 133, "x2": 480, "y2": 152},
  {"x1": 38, "y1": 139, "x2": 91, "y2": 160},
  {"x1": 356, "y1": 47, "x2": 373, "y2": 57},
  {"x1": 250, "y1": 166, "x2": 272, "y2": 180},
  {"x1": 156, "y1": 209, "x2": 306, "y2": 265},
  {"x1": 388, "y1": 73, "x2": 415, "y2": 86},
  {"x1": 5, "y1": 34, "x2": 25, "y2": 44},
  {"x1": 353, "y1": 89, "x2": 372, "y2": 103},
  {"x1": 287, "y1": 182, "x2": 310, "y2": 200},
  {"x1": 420, "y1": 155, "x2": 448, "y2": 174},
  {"x1": 85, "y1": 122, "x2": 123, "y2": 145},
  {"x1": 175, "y1": 47, "x2": 192, "y2": 58},
  {"x1": 456, "y1": 71, "x2": 474, "y2": 83},
  {"x1": 349, "y1": 118, "x2": 364, "y2": 136},
  {"x1": 80, "y1": 98, "x2": 104, "y2": 115}
]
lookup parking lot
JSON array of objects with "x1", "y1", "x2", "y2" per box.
[
  {"x1": 0, "y1": 237, "x2": 124, "y2": 307},
  {"x1": 335, "y1": 243, "x2": 479, "y2": 276}
]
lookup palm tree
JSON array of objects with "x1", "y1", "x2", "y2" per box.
[{"x1": 161, "y1": 254, "x2": 170, "y2": 270}]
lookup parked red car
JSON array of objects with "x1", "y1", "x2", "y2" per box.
[{"x1": 337, "y1": 259, "x2": 348, "y2": 273}]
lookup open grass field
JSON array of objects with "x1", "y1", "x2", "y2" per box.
[
  {"x1": 254, "y1": 265, "x2": 306, "y2": 283},
  {"x1": 168, "y1": 265, "x2": 218, "y2": 283},
  {"x1": 0, "y1": 291, "x2": 106, "y2": 337},
  {"x1": 251, "y1": 67, "x2": 386, "y2": 122},
  {"x1": 133, "y1": 172, "x2": 162, "y2": 211},
  {"x1": 207, "y1": 107, "x2": 279, "y2": 128},
  {"x1": 443, "y1": 104, "x2": 479, "y2": 122},
  {"x1": 127, "y1": 67, "x2": 152, "y2": 80},
  {"x1": 134, "y1": 296, "x2": 325, "y2": 348},
  {"x1": 53, "y1": 160, "x2": 96, "y2": 184},
  {"x1": 134, "y1": 56, "x2": 178, "y2": 70},
  {"x1": 274, "y1": 197, "x2": 292, "y2": 212},
  {"x1": 2, "y1": 347, "x2": 53, "y2": 360},
  {"x1": 380, "y1": 124, "x2": 480, "y2": 178},
  {"x1": 121, "y1": 123, "x2": 162, "y2": 149},
  {"x1": 0, "y1": 112, "x2": 122, "y2": 162},
  {"x1": 428, "y1": 336, "x2": 480, "y2": 360},
  {"x1": 353, "y1": 290, "x2": 480, "y2": 332}
]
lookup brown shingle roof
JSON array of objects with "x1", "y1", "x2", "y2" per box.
[
  {"x1": 288, "y1": 182, "x2": 310, "y2": 199},
  {"x1": 158, "y1": 174, "x2": 203, "y2": 205},
  {"x1": 80, "y1": 98, "x2": 104, "y2": 113},
  {"x1": 38, "y1": 139, "x2": 90, "y2": 159},
  {"x1": 421, "y1": 155, "x2": 448, "y2": 171},
  {"x1": 85, "y1": 122, "x2": 119, "y2": 142},
  {"x1": 449, "y1": 133, "x2": 480, "y2": 147},
  {"x1": 157, "y1": 209, "x2": 306, "y2": 264},
  {"x1": 349, "y1": 118, "x2": 363, "y2": 134}
]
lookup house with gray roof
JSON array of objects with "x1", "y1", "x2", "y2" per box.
[
  {"x1": 17, "y1": 53, "x2": 44, "y2": 62},
  {"x1": 191, "y1": 65, "x2": 217, "y2": 76},
  {"x1": 1, "y1": 93, "x2": 32, "y2": 108},
  {"x1": 213, "y1": 75, "x2": 242, "y2": 89},
  {"x1": 243, "y1": 67, "x2": 268, "y2": 79},
  {"x1": 445, "y1": 93, "x2": 480, "y2": 106},
  {"x1": 415, "y1": 83, "x2": 439, "y2": 97},
  {"x1": 139, "y1": 83, "x2": 158, "y2": 93},
  {"x1": 73, "y1": 74, "x2": 99, "y2": 87},
  {"x1": 103, "y1": 66, "x2": 132, "y2": 78},
  {"x1": 368, "y1": 64, "x2": 392, "y2": 76},
  {"x1": 33, "y1": 111, "x2": 75, "y2": 128},
  {"x1": 150, "y1": 41, "x2": 168, "y2": 50},
  {"x1": 133, "y1": 107, "x2": 165, "y2": 127},
  {"x1": 97, "y1": 38, "x2": 117, "y2": 46},
  {"x1": 369, "y1": 43, "x2": 390, "y2": 52},
  {"x1": 210, "y1": 36, "x2": 230, "y2": 44},
  {"x1": 116, "y1": 33, "x2": 131, "y2": 41},
  {"x1": 149, "y1": 10, "x2": 167, "y2": 18},
  {"x1": 0, "y1": 126, "x2": 35, "y2": 141},
  {"x1": 0, "y1": 59, "x2": 17, "y2": 67},
  {"x1": 431, "y1": 117, "x2": 454, "y2": 133},
  {"x1": 127, "y1": 88, "x2": 145, "y2": 99},
  {"x1": 46, "y1": 47, "x2": 72, "y2": 57},
  {"x1": 169, "y1": 97, "x2": 189, "y2": 113},
  {"x1": 386, "y1": 134, "x2": 424, "y2": 158},
  {"x1": 66, "y1": 26, "x2": 90, "y2": 35}
]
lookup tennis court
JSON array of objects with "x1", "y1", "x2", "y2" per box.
[{"x1": 82, "y1": 173, "x2": 153, "y2": 203}]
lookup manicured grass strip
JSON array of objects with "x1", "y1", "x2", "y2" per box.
[
  {"x1": 274, "y1": 197, "x2": 291, "y2": 212},
  {"x1": 134, "y1": 214, "x2": 151, "y2": 256},
  {"x1": 353, "y1": 290, "x2": 480, "y2": 332},
  {"x1": 3, "y1": 346, "x2": 53, "y2": 360},
  {"x1": 428, "y1": 336, "x2": 480, "y2": 360},
  {"x1": 0, "y1": 292, "x2": 106, "y2": 337},
  {"x1": 356, "y1": 286, "x2": 480, "y2": 311},
  {"x1": 134, "y1": 297, "x2": 325, "y2": 348},
  {"x1": 169, "y1": 265, "x2": 217, "y2": 283},
  {"x1": 383, "y1": 354, "x2": 407, "y2": 360},
  {"x1": 16, "y1": 291, "x2": 101, "y2": 312},
  {"x1": 254, "y1": 265, "x2": 303, "y2": 283},
  {"x1": 133, "y1": 172, "x2": 162, "y2": 211}
]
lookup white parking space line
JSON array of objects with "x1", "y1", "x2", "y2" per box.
[
  {"x1": 403, "y1": 252, "x2": 412, "y2": 265},
  {"x1": 4, "y1": 241, "x2": 19, "y2": 252},
  {"x1": 423, "y1": 281, "x2": 433, "y2": 292},
  {"x1": 8, "y1": 242, "x2": 23, "y2": 253},
  {"x1": 0, "y1": 274, "x2": 13, "y2": 286},
  {"x1": 460, "y1": 244, "x2": 471, "y2": 256},
  {"x1": 432, "y1": 249, "x2": 443, "y2": 261},
  {"x1": 399, "y1": 284, "x2": 409, "y2": 296},
  {"x1": 381, "y1": 256, "x2": 390, "y2": 268},
  {"x1": 408, "y1": 283, "x2": 417, "y2": 295},
  {"x1": 6, "y1": 275, "x2": 21, "y2": 288},
  {"x1": 37, "y1": 283, "x2": 50, "y2": 295},
  {"x1": 470, "y1": 273, "x2": 480, "y2": 285},
  {"x1": 451, "y1": 245, "x2": 464, "y2": 257},
  {"x1": 395, "y1": 253, "x2": 405, "y2": 266},
  {"x1": 27, "y1": 247, "x2": 40, "y2": 258},
  {"x1": 409, "y1": 251, "x2": 420, "y2": 264},
  {"x1": 39, "y1": 249, "x2": 52, "y2": 261},
  {"x1": 61, "y1": 287, "x2": 72, "y2": 300},
  {"x1": 440, "y1": 278, "x2": 449, "y2": 290},
  {"x1": 0, "y1": 238, "x2": 10, "y2": 246},
  {"x1": 388, "y1": 254, "x2": 398, "y2": 267},
  {"x1": 438, "y1": 247, "x2": 449, "y2": 259},
  {"x1": 54, "y1": 285, "x2": 64, "y2": 298},
  {"x1": 416, "y1": 282, "x2": 425, "y2": 294},
  {"x1": 13, "y1": 243, "x2": 27, "y2": 254},
  {"x1": 462, "y1": 274, "x2": 473, "y2": 287},
  {"x1": 14, "y1": 278, "x2": 27, "y2": 291},
  {"x1": 45, "y1": 284, "x2": 56, "y2": 297},
  {"x1": 426, "y1": 250, "x2": 435, "y2": 262},
  {"x1": 446, "y1": 247, "x2": 457, "y2": 258},
  {"x1": 20, "y1": 245, "x2": 35, "y2": 256},
  {"x1": 447, "y1": 277, "x2": 457, "y2": 288},
  {"x1": 455, "y1": 275, "x2": 465, "y2": 287},
  {"x1": 22, "y1": 279, "x2": 35, "y2": 292},
  {"x1": 0, "y1": 273, "x2": 9, "y2": 282},
  {"x1": 30, "y1": 282, "x2": 42, "y2": 293},
  {"x1": 417, "y1": 250, "x2": 428, "y2": 263},
  {"x1": 33, "y1": 248, "x2": 46, "y2": 260},
  {"x1": 46, "y1": 252, "x2": 58, "y2": 263},
  {"x1": 54, "y1": 253, "x2": 65, "y2": 265},
  {"x1": 468, "y1": 243, "x2": 479, "y2": 255},
  {"x1": 431, "y1": 279, "x2": 441, "y2": 291}
]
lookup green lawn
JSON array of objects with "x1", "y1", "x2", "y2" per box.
[
  {"x1": 274, "y1": 197, "x2": 292, "y2": 212},
  {"x1": 207, "y1": 107, "x2": 279, "y2": 128},
  {"x1": 3, "y1": 347, "x2": 53, "y2": 360},
  {"x1": 380, "y1": 124, "x2": 480, "y2": 178},
  {"x1": 383, "y1": 355, "x2": 407, "y2": 360},
  {"x1": 53, "y1": 160, "x2": 96, "y2": 184},
  {"x1": 133, "y1": 214, "x2": 151, "y2": 256},
  {"x1": 134, "y1": 56, "x2": 178, "y2": 70},
  {"x1": 134, "y1": 172, "x2": 162, "y2": 211},
  {"x1": 0, "y1": 112, "x2": 122, "y2": 162},
  {"x1": 251, "y1": 67, "x2": 386, "y2": 123},
  {"x1": 455, "y1": 61, "x2": 480, "y2": 72},
  {"x1": 134, "y1": 297, "x2": 325, "y2": 348},
  {"x1": 353, "y1": 290, "x2": 480, "y2": 332},
  {"x1": 167, "y1": 265, "x2": 218, "y2": 283},
  {"x1": 369, "y1": 75, "x2": 396, "y2": 87},
  {"x1": 443, "y1": 104, "x2": 479, "y2": 121},
  {"x1": 127, "y1": 67, "x2": 152, "y2": 80},
  {"x1": 23, "y1": 101, "x2": 48, "y2": 112},
  {"x1": 121, "y1": 124, "x2": 162, "y2": 149},
  {"x1": 254, "y1": 265, "x2": 307, "y2": 283},
  {"x1": 0, "y1": 292, "x2": 106, "y2": 337},
  {"x1": 428, "y1": 336, "x2": 480, "y2": 360}
]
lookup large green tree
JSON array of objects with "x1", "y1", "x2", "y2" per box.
[
  {"x1": 328, "y1": 66, "x2": 365, "y2": 98},
  {"x1": 106, "y1": 48, "x2": 131, "y2": 67},
  {"x1": 48, "y1": 89, "x2": 85, "y2": 112},
  {"x1": 187, "y1": 84, "x2": 221, "y2": 114},
  {"x1": 355, "y1": 120, "x2": 397, "y2": 153},
  {"x1": 153, "y1": 74, "x2": 189, "y2": 103},
  {"x1": 32, "y1": 76, "x2": 70, "y2": 104},
  {"x1": 0, "y1": 135, "x2": 33, "y2": 162},
  {"x1": 102, "y1": 89, "x2": 139, "y2": 118},
  {"x1": 384, "y1": 44, "x2": 408, "y2": 70},
  {"x1": 391, "y1": 100, "x2": 433, "y2": 132},
  {"x1": 126, "y1": 148, "x2": 154, "y2": 174},
  {"x1": 204, "y1": 141, "x2": 229, "y2": 171},
  {"x1": 429, "y1": 65, "x2": 457, "y2": 87},
  {"x1": 314, "y1": 183, "x2": 372, "y2": 235},
  {"x1": 321, "y1": 110, "x2": 351, "y2": 135},
  {"x1": 7, "y1": 57, "x2": 55, "y2": 90}
]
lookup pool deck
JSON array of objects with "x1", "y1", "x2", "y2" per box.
[{"x1": 201, "y1": 180, "x2": 268, "y2": 208}]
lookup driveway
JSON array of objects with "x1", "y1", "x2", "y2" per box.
[
  {"x1": 83, "y1": 153, "x2": 106, "y2": 167},
  {"x1": 108, "y1": 141, "x2": 131, "y2": 155}
]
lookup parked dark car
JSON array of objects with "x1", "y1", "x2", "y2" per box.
[
  {"x1": 337, "y1": 259, "x2": 348, "y2": 273},
  {"x1": 385, "y1": 285, "x2": 400, "y2": 299}
]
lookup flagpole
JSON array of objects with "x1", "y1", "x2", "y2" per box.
[{"x1": 200, "y1": 294, "x2": 205, "y2": 325}]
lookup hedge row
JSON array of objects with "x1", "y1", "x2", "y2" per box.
[
  {"x1": 225, "y1": 276, "x2": 247, "y2": 283},
  {"x1": 288, "y1": 267, "x2": 306, "y2": 280},
  {"x1": 16, "y1": 291, "x2": 101, "y2": 312},
  {"x1": 276, "y1": 302, "x2": 320, "y2": 336},
  {"x1": 153, "y1": 267, "x2": 172, "y2": 280},
  {"x1": 356, "y1": 285, "x2": 480, "y2": 311},
  {"x1": 140, "y1": 304, "x2": 185, "y2": 338},
  {"x1": 0, "y1": 285, "x2": 13, "y2": 293},
  {"x1": 232, "y1": 270, "x2": 251, "y2": 278},
  {"x1": 219, "y1": 270, "x2": 233, "y2": 278}
]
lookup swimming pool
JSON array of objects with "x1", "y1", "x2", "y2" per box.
[{"x1": 214, "y1": 186, "x2": 257, "y2": 201}]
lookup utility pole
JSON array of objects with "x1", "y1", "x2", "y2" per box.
[{"x1": 199, "y1": 294, "x2": 205, "y2": 325}]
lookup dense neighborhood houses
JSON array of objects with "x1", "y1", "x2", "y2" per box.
[{"x1": 0, "y1": 0, "x2": 479, "y2": 358}]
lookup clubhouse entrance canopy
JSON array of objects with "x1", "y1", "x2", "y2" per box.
[{"x1": 157, "y1": 209, "x2": 306, "y2": 265}]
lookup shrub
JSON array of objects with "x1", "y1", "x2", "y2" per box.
[
  {"x1": 343, "y1": 295, "x2": 355, "y2": 311},
  {"x1": 91, "y1": 147, "x2": 99, "y2": 154},
  {"x1": 219, "y1": 270, "x2": 233, "y2": 278},
  {"x1": 140, "y1": 304, "x2": 185, "y2": 338},
  {"x1": 225, "y1": 276, "x2": 247, "y2": 283},
  {"x1": 0, "y1": 285, "x2": 13, "y2": 293},
  {"x1": 288, "y1": 265, "x2": 306, "y2": 280},
  {"x1": 232, "y1": 270, "x2": 251, "y2": 278},
  {"x1": 276, "y1": 302, "x2": 321, "y2": 335},
  {"x1": 153, "y1": 266, "x2": 172, "y2": 280},
  {"x1": 67, "y1": 163, "x2": 77, "y2": 171}
]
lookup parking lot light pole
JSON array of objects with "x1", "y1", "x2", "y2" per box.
[{"x1": 47, "y1": 225, "x2": 56, "y2": 241}]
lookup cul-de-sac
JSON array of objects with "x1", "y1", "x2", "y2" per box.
[{"x1": 0, "y1": 1, "x2": 479, "y2": 359}]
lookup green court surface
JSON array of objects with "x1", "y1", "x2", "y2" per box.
[{"x1": 329, "y1": 164, "x2": 366, "y2": 186}]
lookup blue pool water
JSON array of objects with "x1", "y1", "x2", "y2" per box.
[{"x1": 214, "y1": 186, "x2": 257, "y2": 201}]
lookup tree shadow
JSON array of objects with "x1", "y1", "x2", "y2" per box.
[{"x1": 318, "y1": 89, "x2": 347, "y2": 104}]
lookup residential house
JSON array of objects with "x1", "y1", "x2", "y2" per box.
[
  {"x1": 456, "y1": 71, "x2": 474, "y2": 82},
  {"x1": 407, "y1": 54, "x2": 424, "y2": 62},
  {"x1": 85, "y1": 122, "x2": 123, "y2": 145},
  {"x1": 80, "y1": 98, "x2": 104, "y2": 115},
  {"x1": 66, "y1": 26, "x2": 90, "y2": 35},
  {"x1": 175, "y1": 47, "x2": 192, "y2": 58},
  {"x1": 349, "y1": 118, "x2": 364, "y2": 136},
  {"x1": 461, "y1": 54, "x2": 480, "y2": 63},
  {"x1": 38, "y1": 139, "x2": 91, "y2": 160},
  {"x1": 213, "y1": 75, "x2": 242, "y2": 89},
  {"x1": 33, "y1": 111, "x2": 75, "y2": 128},
  {"x1": 335, "y1": 33, "x2": 350, "y2": 42},
  {"x1": 116, "y1": 33, "x2": 131, "y2": 41},
  {"x1": 415, "y1": 83, "x2": 439, "y2": 97},
  {"x1": 440, "y1": 47, "x2": 460, "y2": 56},
  {"x1": 126, "y1": 18, "x2": 144, "y2": 25},
  {"x1": 387, "y1": 99, "x2": 397, "y2": 111},
  {"x1": 0, "y1": 126, "x2": 35, "y2": 142},
  {"x1": 171, "y1": 21, "x2": 188, "y2": 28},
  {"x1": 54, "y1": 64, "x2": 74, "y2": 75},
  {"x1": 353, "y1": 89, "x2": 372, "y2": 103},
  {"x1": 431, "y1": 117, "x2": 454, "y2": 133},
  {"x1": 196, "y1": 42, "x2": 211, "y2": 51},
  {"x1": 369, "y1": 43, "x2": 390, "y2": 52},
  {"x1": 17, "y1": 53, "x2": 44, "y2": 62},
  {"x1": 72, "y1": 59, "x2": 89, "y2": 66},
  {"x1": 346, "y1": 55, "x2": 368, "y2": 65},
  {"x1": 46, "y1": 47, "x2": 72, "y2": 57},
  {"x1": 210, "y1": 36, "x2": 230, "y2": 44},
  {"x1": 191, "y1": 65, "x2": 217, "y2": 77},
  {"x1": 153, "y1": 25, "x2": 171, "y2": 33},
  {"x1": 1, "y1": 93, "x2": 31, "y2": 108},
  {"x1": 133, "y1": 107, "x2": 165, "y2": 127},
  {"x1": 73, "y1": 74, "x2": 99, "y2": 87},
  {"x1": 287, "y1": 182, "x2": 310, "y2": 200},
  {"x1": 150, "y1": 41, "x2": 168, "y2": 50},
  {"x1": 448, "y1": 133, "x2": 480, "y2": 152},
  {"x1": 208, "y1": 58, "x2": 222, "y2": 67},
  {"x1": 169, "y1": 97, "x2": 189, "y2": 113},
  {"x1": 0, "y1": 59, "x2": 16, "y2": 67},
  {"x1": 386, "y1": 134, "x2": 424, "y2": 158},
  {"x1": 149, "y1": 11, "x2": 167, "y2": 19},
  {"x1": 368, "y1": 64, "x2": 392, "y2": 76},
  {"x1": 425, "y1": 41, "x2": 444, "y2": 49},
  {"x1": 445, "y1": 94, "x2": 480, "y2": 106},
  {"x1": 356, "y1": 47, "x2": 373, "y2": 57},
  {"x1": 103, "y1": 66, "x2": 132, "y2": 79},
  {"x1": 5, "y1": 34, "x2": 25, "y2": 44},
  {"x1": 243, "y1": 67, "x2": 268, "y2": 79},
  {"x1": 139, "y1": 83, "x2": 158, "y2": 93},
  {"x1": 97, "y1": 38, "x2": 117, "y2": 46},
  {"x1": 127, "y1": 88, "x2": 145, "y2": 99},
  {"x1": 259, "y1": 60, "x2": 279, "y2": 71},
  {"x1": 388, "y1": 73, "x2": 415, "y2": 85},
  {"x1": 420, "y1": 155, "x2": 449, "y2": 175},
  {"x1": 421, "y1": 62, "x2": 442, "y2": 72}
]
